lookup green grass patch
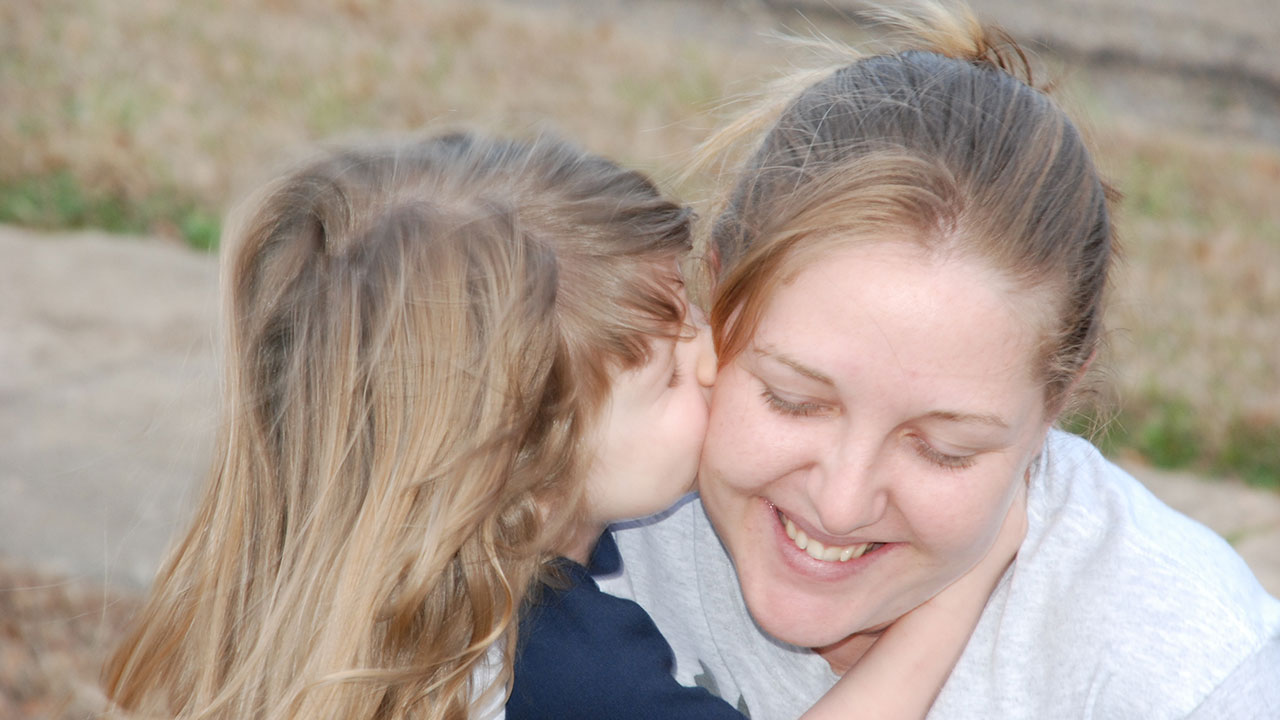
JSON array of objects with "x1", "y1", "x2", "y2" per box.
[
  {"x1": 1130, "y1": 396, "x2": 1202, "y2": 469},
  {"x1": 1066, "y1": 391, "x2": 1280, "y2": 491},
  {"x1": 0, "y1": 171, "x2": 220, "y2": 251},
  {"x1": 1216, "y1": 417, "x2": 1280, "y2": 490},
  {"x1": 1122, "y1": 154, "x2": 1204, "y2": 227},
  {"x1": 176, "y1": 206, "x2": 222, "y2": 252}
]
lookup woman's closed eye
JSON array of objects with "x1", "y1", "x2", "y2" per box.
[
  {"x1": 758, "y1": 385, "x2": 834, "y2": 418},
  {"x1": 909, "y1": 435, "x2": 977, "y2": 471}
]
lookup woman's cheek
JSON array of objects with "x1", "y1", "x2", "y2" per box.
[
  {"x1": 907, "y1": 459, "x2": 1023, "y2": 572},
  {"x1": 704, "y1": 374, "x2": 789, "y2": 493}
]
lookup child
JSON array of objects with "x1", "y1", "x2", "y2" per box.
[{"x1": 103, "y1": 132, "x2": 1011, "y2": 720}]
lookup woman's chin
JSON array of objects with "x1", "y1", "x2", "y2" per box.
[
  {"x1": 723, "y1": 498, "x2": 889, "y2": 650},
  {"x1": 737, "y1": 574, "x2": 868, "y2": 650}
]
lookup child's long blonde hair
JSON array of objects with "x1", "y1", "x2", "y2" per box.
[{"x1": 103, "y1": 132, "x2": 693, "y2": 720}]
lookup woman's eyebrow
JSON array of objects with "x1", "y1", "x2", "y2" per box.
[
  {"x1": 922, "y1": 409, "x2": 1010, "y2": 430},
  {"x1": 753, "y1": 348, "x2": 1012, "y2": 428},
  {"x1": 754, "y1": 347, "x2": 835, "y2": 386}
]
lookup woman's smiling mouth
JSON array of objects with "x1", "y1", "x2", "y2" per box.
[{"x1": 776, "y1": 508, "x2": 886, "y2": 562}]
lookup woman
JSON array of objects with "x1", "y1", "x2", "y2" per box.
[{"x1": 601, "y1": 4, "x2": 1280, "y2": 718}]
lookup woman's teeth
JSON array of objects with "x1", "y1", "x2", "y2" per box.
[{"x1": 782, "y1": 513, "x2": 878, "y2": 562}]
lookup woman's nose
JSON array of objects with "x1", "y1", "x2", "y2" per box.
[{"x1": 809, "y1": 443, "x2": 889, "y2": 536}]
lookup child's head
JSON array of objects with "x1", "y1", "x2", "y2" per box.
[
  {"x1": 104, "y1": 132, "x2": 708, "y2": 719},
  {"x1": 575, "y1": 268, "x2": 715, "y2": 554}
]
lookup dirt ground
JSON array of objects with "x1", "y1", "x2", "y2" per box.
[{"x1": 3, "y1": 0, "x2": 1279, "y2": 716}]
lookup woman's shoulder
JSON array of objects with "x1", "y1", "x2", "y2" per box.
[
  {"x1": 998, "y1": 430, "x2": 1280, "y2": 712},
  {"x1": 606, "y1": 493, "x2": 708, "y2": 584},
  {"x1": 1032, "y1": 431, "x2": 1272, "y2": 602},
  {"x1": 600, "y1": 493, "x2": 721, "y2": 655},
  {"x1": 1030, "y1": 430, "x2": 1277, "y2": 613}
]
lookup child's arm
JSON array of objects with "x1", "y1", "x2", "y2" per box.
[{"x1": 801, "y1": 483, "x2": 1028, "y2": 720}]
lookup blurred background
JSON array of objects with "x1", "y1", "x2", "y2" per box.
[{"x1": 2, "y1": 0, "x2": 1278, "y2": 716}]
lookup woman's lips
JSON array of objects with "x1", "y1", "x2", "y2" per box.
[{"x1": 771, "y1": 504, "x2": 888, "y2": 565}]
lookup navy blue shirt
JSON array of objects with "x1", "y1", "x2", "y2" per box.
[{"x1": 507, "y1": 532, "x2": 746, "y2": 719}]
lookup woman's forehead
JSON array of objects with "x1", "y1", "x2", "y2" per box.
[{"x1": 752, "y1": 243, "x2": 1043, "y2": 397}]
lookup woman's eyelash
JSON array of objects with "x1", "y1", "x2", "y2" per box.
[
  {"x1": 759, "y1": 387, "x2": 827, "y2": 417},
  {"x1": 760, "y1": 385, "x2": 977, "y2": 469},
  {"x1": 668, "y1": 364, "x2": 683, "y2": 388},
  {"x1": 911, "y1": 437, "x2": 977, "y2": 471}
]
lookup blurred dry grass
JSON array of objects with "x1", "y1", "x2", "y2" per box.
[
  {"x1": 1092, "y1": 125, "x2": 1280, "y2": 481},
  {"x1": 1, "y1": 0, "x2": 1278, "y2": 713},
  {"x1": 0, "y1": 0, "x2": 778, "y2": 220},
  {"x1": 0, "y1": 561, "x2": 138, "y2": 719}
]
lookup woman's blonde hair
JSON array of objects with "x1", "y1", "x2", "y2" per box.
[
  {"x1": 699, "y1": 1, "x2": 1115, "y2": 415},
  {"x1": 102, "y1": 132, "x2": 692, "y2": 719}
]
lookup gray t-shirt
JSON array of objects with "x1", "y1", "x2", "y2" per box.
[{"x1": 598, "y1": 431, "x2": 1280, "y2": 719}]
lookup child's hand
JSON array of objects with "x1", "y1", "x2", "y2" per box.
[
  {"x1": 922, "y1": 478, "x2": 1027, "y2": 619},
  {"x1": 800, "y1": 479, "x2": 1028, "y2": 719}
]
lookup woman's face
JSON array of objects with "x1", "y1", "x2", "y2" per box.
[{"x1": 698, "y1": 241, "x2": 1053, "y2": 669}]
